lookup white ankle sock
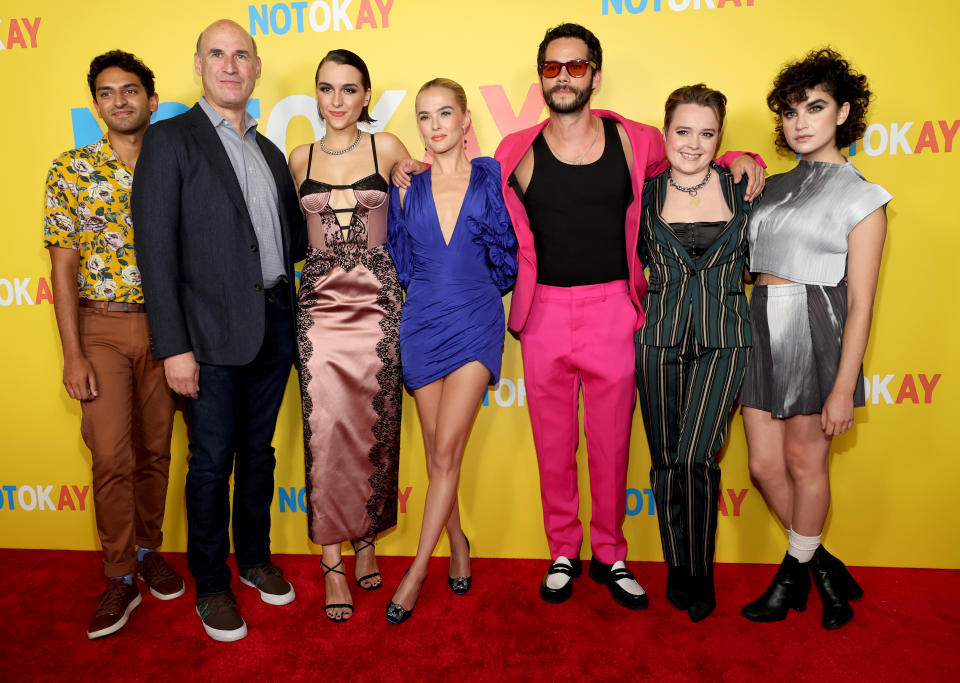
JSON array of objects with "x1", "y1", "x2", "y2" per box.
[
  {"x1": 546, "y1": 556, "x2": 573, "y2": 590},
  {"x1": 787, "y1": 528, "x2": 821, "y2": 563}
]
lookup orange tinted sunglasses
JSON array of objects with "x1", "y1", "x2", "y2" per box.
[{"x1": 539, "y1": 59, "x2": 597, "y2": 78}]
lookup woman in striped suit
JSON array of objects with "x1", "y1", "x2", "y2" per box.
[{"x1": 635, "y1": 84, "x2": 756, "y2": 622}]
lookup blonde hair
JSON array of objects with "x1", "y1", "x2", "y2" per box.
[{"x1": 417, "y1": 78, "x2": 468, "y2": 112}]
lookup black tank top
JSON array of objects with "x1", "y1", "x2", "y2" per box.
[{"x1": 523, "y1": 117, "x2": 632, "y2": 287}]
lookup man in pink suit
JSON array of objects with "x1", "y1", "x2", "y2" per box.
[{"x1": 494, "y1": 23, "x2": 764, "y2": 608}]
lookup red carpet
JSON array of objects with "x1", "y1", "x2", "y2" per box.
[{"x1": 1, "y1": 549, "x2": 957, "y2": 681}]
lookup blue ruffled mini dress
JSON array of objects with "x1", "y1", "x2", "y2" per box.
[{"x1": 387, "y1": 156, "x2": 517, "y2": 390}]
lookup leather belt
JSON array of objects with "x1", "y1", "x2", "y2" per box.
[{"x1": 79, "y1": 299, "x2": 145, "y2": 313}]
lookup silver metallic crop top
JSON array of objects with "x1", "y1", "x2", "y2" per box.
[{"x1": 748, "y1": 160, "x2": 892, "y2": 285}]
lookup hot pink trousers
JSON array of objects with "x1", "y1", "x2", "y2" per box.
[{"x1": 519, "y1": 280, "x2": 637, "y2": 564}]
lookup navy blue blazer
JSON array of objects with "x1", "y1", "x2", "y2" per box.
[
  {"x1": 132, "y1": 103, "x2": 307, "y2": 365},
  {"x1": 637, "y1": 165, "x2": 754, "y2": 349}
]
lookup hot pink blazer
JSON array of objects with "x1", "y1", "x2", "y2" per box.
[{"x1": 494, "y1": 109, "x2": 763, "y2": 334}]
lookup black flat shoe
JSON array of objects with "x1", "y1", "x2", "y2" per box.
[
  {"x1": 666, "y1": 565, "x2": 691, "y2": 611},
  {"x1": 589, "y1": 557, "x2": 649, "y2": 611},
  {"x1": 448, "y1": 535, "x2": 472, "y2": 595},
  {"x1": 687, "y1": 571, "x2": 716, "y2": 623},
  {"x1": 386, "y1": 569, "x2": 423, "y2": 625},
  {"x1": 810, "y1": 548, "x2": 855, "y2": 630},
  {"x1": 742, "y1": 553, "x2": 810, "y2": 622},
  {"x1": 539, "y1": 558, "x2": 582, "y2": 604},
  {"x1": 350, "y1": 536, "x2": 382, "y2": 591},
  {"x1": 815, "y1": 545, "x2": 864, "y2": 600},
  {"x1": 320, "y1": 558, "x2": 353, "y2": 623}
]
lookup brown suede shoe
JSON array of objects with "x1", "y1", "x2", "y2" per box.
[
  {"x1": 87, "y1": 579, "x2": 141, "y2": 639},
  {"x1": 196, "y1": 593, "x2": 247, "y2": 642},
  {"x1": 138, "y1": 552, "x2": 185, "y2": 600},
  {"x1": 239, "y1": 562, "x2": 296, "y2": 605}
]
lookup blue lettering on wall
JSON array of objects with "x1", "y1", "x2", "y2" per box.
[
  {"x1": 271, "y1": 3, "x2": 292, "y2": 34},
  {"x1": 602, "y1": 0, "x2": 662, "y2": 15},
  {"x1": 71, "y1": 99, "x2": 262, "y2": 148},
  {"x1": 625, "y1": 487, "x2": 656, "y2": 516},
  {"x1": 278, "y1": 486, "x2": 308, "y2": 512},
  {"x1": 250, "y1": 2, "x2": 311, "y2": 35},
  {"x1": 278, "y1": 486, "x2": 297, "y2": 512},
  {"x1": 250, "y1": 4, "x2": 271, "y2": 35}
]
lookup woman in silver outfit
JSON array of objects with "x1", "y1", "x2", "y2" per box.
[{"x1": 740, "y1": 48, "x2": 892, "y2": 630}]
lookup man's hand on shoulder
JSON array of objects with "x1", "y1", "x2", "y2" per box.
[
  {"x1": 391, "y1": 158, "x2": 427, "y2": 189},
  {"x1": 63, "y1": 353, "x2": 98, "y2": 401},
  {"x1": 164, "y1": 351, "x2": 200, "y2": 398},
  {"x1": 730, "y1": 154, "x2": 766, "y2": 201}
]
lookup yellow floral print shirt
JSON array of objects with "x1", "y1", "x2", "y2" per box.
[{"x1": 43, "y1": 135, "x2": 144, "y2": 303}]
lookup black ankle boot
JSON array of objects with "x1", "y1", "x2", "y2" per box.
[
  {"x1": 814, "y1": 546, "x2": 864, "y2": 600},
  {"x1": 742, "y1": 553, "x2": 811, "y2": 622},
  {"x1": 687, "y1": 571, "x2": 715, "y2": 623},
  {"x1": 666, "y1": 565, "x2": 691, "y2": 610},
  {"x1": 810, "y1": 547, "x2": 855, "y2": 630}
]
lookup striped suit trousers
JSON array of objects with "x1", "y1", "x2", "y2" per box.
[{"x1": 635, "y1": 331, "x2": 748, "y2": 576}]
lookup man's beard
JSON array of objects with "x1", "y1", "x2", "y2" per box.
[{"x1": 543, "y1": 83, "x2": 593, "y2": 114}]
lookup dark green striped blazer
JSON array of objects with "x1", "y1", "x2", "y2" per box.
[{"x1": 637, "y1": 165, "x2": 754, "y2": 349}]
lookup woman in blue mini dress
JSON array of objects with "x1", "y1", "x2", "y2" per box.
[{"x1": 385, "y1": 78, "x2": 517, "y2": 623}]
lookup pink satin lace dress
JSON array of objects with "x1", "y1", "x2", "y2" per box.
[{"x1": 296, "y1": 136, "x2": 401, "y2": 545}]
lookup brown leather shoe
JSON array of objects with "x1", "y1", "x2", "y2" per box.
[
  {"x1": 239, "y1": 562, "x2": 295, "y2": 605},
  {"x1": 137, "y1": 552, "x2": 185, "y2": 600},
  {"x1": 196, "y1": 593, "x2": 247, "y2": 642},
  {"x1": 87, "y1": 579, "x2": 141, "y2": 639}
]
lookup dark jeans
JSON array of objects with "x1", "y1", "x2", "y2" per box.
[{"x1": 184, "y1": 283, "x2": 295, "y2": 596}]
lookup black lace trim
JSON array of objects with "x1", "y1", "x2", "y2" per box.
[
  {"x1": 296, "y1": 265, "x2": 318, "y2": 543},
  {"x1": 366, "y1": 246, "x2": 402, "y2": 535}
]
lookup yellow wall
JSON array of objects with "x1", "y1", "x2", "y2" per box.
[{"x1": 1, "y1": 0, "x2": 957, "y2": 568}]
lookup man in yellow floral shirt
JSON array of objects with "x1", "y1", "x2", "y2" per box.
[{"x1": 44, "y1": 50, "x2": 183, "y2": 640}]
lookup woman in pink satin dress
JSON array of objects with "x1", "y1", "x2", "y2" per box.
[{"x1": 287, "y1": 49, "x2": 410, "y2": 622}]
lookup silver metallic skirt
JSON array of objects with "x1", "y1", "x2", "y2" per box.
[{"x1": 741, "y1": 283, "x2": 865, "y2": 418}]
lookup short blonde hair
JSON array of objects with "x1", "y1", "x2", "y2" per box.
[{"x1": 417, "y1": 78, "x2": 468, "y2": 112}]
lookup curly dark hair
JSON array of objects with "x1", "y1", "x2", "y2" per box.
[
  {"x1": 87, "y1": 50, "x2": 156, "y2": 99},
  {"x1": 767, "y1": 47, "x2": 871, "y2": 153},
  {"x1": 537, "y1": 23, "x2": 602, "y2": 73}
]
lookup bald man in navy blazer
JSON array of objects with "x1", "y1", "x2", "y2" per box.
[{"x1": 132, "y1": 19, "x2": 306, "y2": 642}]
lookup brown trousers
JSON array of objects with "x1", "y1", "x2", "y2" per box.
[{"x1": 78, "y1": 308, "x2": 175, "y2": 577}]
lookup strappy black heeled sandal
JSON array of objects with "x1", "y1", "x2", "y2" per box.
[
  {"x1": 321, "y1": 558, "x2": 353, "y2": 623},
  {"x1": 350, "y1": 536, "x2": 382, "y2": 591}
]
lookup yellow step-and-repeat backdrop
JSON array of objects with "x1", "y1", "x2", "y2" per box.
[{"x1": 1, "y1": 0, "x2": 957, "y2": 568}]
